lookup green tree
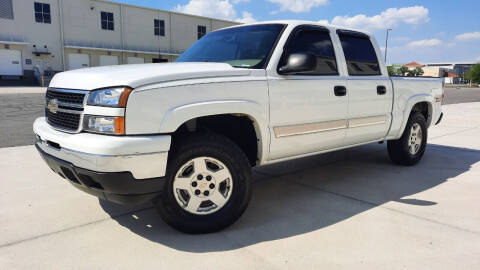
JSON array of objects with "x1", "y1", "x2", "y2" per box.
[
  {"x1": 464, "y1": 64, "x2": 480, "y2": 84},
  {"x1": 387, "y1": 66, "x2": 396, "y2": 76},
  {"x1": 406, "y1": 67, "x2": 425, "y2": 77},
  {"x1": 398, "y1": 66, "x2": 409, "y2": 76},
  {"x1": 415, "y1": 67, "x2": 424, "y2": 76}
]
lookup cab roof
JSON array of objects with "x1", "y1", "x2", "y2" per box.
[{"x1": 219, "y1": 20, "x2": 373, "y2": 37}]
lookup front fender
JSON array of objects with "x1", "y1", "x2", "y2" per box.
[
  {"x1": 158, "y1": 99, "x2": 269, "y2": 164},
  {"x1": 159, "y1": 99, "x2": 266, "y2": 133}
]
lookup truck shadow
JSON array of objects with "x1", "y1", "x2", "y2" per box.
[{"x1": 99, "y1": 143, "x2": 480, "y2": 252}]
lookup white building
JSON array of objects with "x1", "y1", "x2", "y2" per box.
[
  {"x1": 0, "y1": 0, "x2": 239, "y2": 79},
  {"x1": 423, "y1": 62, "x2": 474, "y2": 78}
]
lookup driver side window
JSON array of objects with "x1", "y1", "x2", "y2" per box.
[{"x1": 281, "y1": 27, "x2": 338, "y2": 75}]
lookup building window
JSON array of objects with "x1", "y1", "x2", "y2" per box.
[
  {"x1": 0, "y1": 0, "x2": 14, "y2": 20},
  {"x1": 198, "y1": 25, "x2": 206, "y2": 40},
  {"x1": 101, "y1": 11, "x2": 114, "y2": 31},
  {"x1": 154, "y1": 19, "x2": 165, "y2": 36},
  {"x1": 34, "y1": 2, "x2": 51, "y2": 24}
]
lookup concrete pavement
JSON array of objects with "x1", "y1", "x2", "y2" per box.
[
  {"x1": 1, "y1": 103, "x2": 480, "y2": 269},
  {"x1": 0, "y1": 87, "x2": 47, "y2": 94}
]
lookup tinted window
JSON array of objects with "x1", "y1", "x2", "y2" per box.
[
  {"x1": 281, "y1": 28, "x2": 338, "y2": 75},
  {"x1": 34, "y1": 2, "x2": 50, "y2": 24},
  {"x1": 101, "y1": 11, "x2": 114, "y2": 31},
  {"x1": 154, "y1": 19, "x2": 165, "y2": 36},
  {"x1": 198, "y1": 25, "x2": 206, "y2": 39},
  {"x1": 338, "y1": 32, "x2": 381, "y2": 76}
]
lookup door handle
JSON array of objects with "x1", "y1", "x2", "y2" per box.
[
  {"x1": 377, "y1": 85, "x2": 387, "y2": 95},
  {"x1": 334, "y1": 86, "x2": 347, "y2": 96}
]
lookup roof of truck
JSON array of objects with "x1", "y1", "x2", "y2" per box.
[{"x1": 221, "y1": 20, "x2": 372, "y2": 36}]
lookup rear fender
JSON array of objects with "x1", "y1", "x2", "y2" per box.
[{"x1": 394, "y1": 94, "x2": 433, "y2": 138}]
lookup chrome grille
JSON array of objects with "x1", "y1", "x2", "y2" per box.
[
  {"x1": 46, "y1": 90, "x2": 85, "y2": 104},
  {"x1": 45, "y1": 88, "x2": 88, "y2": 132}
]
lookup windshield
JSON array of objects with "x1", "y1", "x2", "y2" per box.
[{"x1": 176, "y1": 24, "x2": 285, "y2": 69}]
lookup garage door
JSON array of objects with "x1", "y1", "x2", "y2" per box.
[
  {"x1": 99, "y1": 55, "x2": 118, "y2": 66},
  {"x1": 0, "y1": 49, "x2": 22, "y2": 76},
  {"x1": 127, "y1": 57, "x2": 144, "y2": 64},
  {"x1": 68, "y1": 54, "x2": 89, "y2": 70}
]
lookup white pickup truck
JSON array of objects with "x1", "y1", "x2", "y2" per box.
[{"x1": 34, "y1": 21, "x2": 444, "y2": 234}]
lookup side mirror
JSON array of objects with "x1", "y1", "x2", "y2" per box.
[{"x1": 278, "y1": 53, "x2": 317, "y2": 74}]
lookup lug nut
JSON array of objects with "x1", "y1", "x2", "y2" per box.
[
  {"x1": 203, "y1": 191, "x2": 209, "y2": 196},
  {"x1": 209, "y1": 183, "x2": 215, "y2": 189},
  {"x1": 206, "y1": 175, "x2": 212, "y2": 181},
  {"x1": 191, "y1": 182, "x2": 197, "y2": 187},
  {"x1": 197, "y1": 174, "x2": 203, "y2": 180},
  {"x1": 195, "y1": 190, "x2": 201, "y2": 195}
]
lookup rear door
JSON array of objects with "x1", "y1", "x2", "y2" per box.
[
  {"x1": 336, "y1": 30, "x2": 393, "y2": 145},
  {"x1": 268, "y1": 25, "x2": 348, "y2": 160}
]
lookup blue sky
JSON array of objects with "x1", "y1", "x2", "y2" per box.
[{"x1": 117, "y1": 0, "x2": 480, "y2": 64}]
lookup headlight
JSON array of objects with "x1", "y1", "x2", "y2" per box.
[
  {"x1": 87, "y1": 87, "x2": 132, "y2": 107},
  {"x1": 83, "y1": 115, "x2": 125, "y2": 135}
]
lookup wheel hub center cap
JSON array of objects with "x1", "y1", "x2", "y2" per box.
[{"x1": 191, "y1": 174, "x2": 216, "y2": 198}]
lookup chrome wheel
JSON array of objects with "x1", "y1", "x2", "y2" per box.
[
  {"x1": 408, "y1": 123, "x2": 423, "y2": 155},
  {"x1": 173, "y1": 157, "x2": 233, "y2": 215}
]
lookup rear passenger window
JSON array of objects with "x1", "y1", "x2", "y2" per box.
[
  {"x1": 281, "y1": 27, "x2": 338, "y2": 75},
  {"x1": 338, "y1": 31, "x2": 381, "y2": 76}
]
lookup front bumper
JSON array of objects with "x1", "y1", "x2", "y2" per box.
[
  {"x1": 36, "y1": 144, "x2": 166, "y2": 204},
  {"x1": 33, "y1": 117, "x2": 171, "y2": 179},
  {"x1": 33, "y1": 117, "x2": 171, "y2": 205}
]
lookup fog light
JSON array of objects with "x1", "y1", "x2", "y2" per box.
[{"x1": 84, "y1": 115, "x2": 125, "y2": 135}]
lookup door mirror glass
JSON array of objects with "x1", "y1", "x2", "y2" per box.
[{"x1": 278, "y1": 53, "x2": 317, "y2": 75}]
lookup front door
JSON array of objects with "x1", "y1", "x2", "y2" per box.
[
  {"x1": 336, "y1": 30, "x2": 393, "y2": 145},
  {"x1": 268, "y1": 25, "x2": 348, "y2": 160}
]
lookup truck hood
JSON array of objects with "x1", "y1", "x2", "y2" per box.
[{"x1": 49, "y1": 63, "x2": 251, "y2": 90}]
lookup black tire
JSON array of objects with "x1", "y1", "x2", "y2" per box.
[
  {"x1": 154, "y1": 132, "x2": 252, "y2": 234},
  {"x1": 387, "y1": 112, "x2": 427, "y2": 166}
]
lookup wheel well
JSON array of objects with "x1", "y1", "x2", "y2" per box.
[
  {"x1": 411, "y1": 102, "x2": 431, "y2": 125},
  {"x1": 173, "y1": 114, "x2": 259, "y2": 166}
]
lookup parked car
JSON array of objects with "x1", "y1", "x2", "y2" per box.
[{"x1": 34, "y1": 21, "x2": 444, "y2": 234}]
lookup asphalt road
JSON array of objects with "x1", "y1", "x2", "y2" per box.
[
  {"x1": 444, "y1": 87, "x2": 480, "y2": 104},
  {"x1": 0, "y1": 93, "x2": 44, "y2": 147},
  {"x1": 1, "y1": 102, "x2": 480, "y2": 269},
  {"x1": 0, "y1": 87, "x2": 478, "y2": 148}
]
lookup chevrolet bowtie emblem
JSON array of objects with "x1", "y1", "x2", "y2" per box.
[{"x1": 47, "y1": 99, "x2": 59, "y2": 114}]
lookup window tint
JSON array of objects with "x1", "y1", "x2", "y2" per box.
[
  {"x1": 281, "y1": 27, "x2": 338, "y2": 75},
  {"x1": 338, "y1": 32, "x2": 381, "y2": 76},
  {"x1": 154, "y1": 19, "x2": 165, "y2": 36},
  {"x1": 198, "y1": 25, "x2": 206, "y2": 39},
  {"x1": 101, "y1": 11, "x2": 114, "y2": 31},
  {"x1": 34, "y1": 2, "x2": 51, "y2": 24}
]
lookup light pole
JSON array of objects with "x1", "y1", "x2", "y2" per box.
[{"x1": 385, "y1": 28, "x2": 392, "y2": 63}]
